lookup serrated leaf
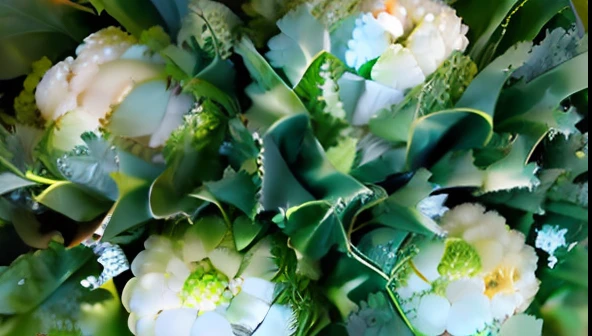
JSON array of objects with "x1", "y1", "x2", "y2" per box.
[
  {"x1": 0, "y1": 243, "x2": 93, "y2": 315},
  {"x1": 34, "y1": 182, "x2": 111, "y2": 222},
  {"x1": 456, "y1": 42, "x2": 532, "y2": 115},
  {"x1": 0, "y1": 0, "x2": 93, "y2": 79},
  {"x1": 370, "y1": 52, "x2": 477, "y2": 143},
  {"x1": 497, "y1": 52, "x2": 589, "y2": 136},
  {"x1": 371, "y1": 170, "x2": 446, "y2": 237},
  {"x1": 285, "y1": 201, "x2": 348, "y2": 260},
  {"x1": 59, "y1": 133, "x2": 119, "y2": 201},
  {"x1": 496, "y1": 0, "x2": 571, "y2": 56},
  {"x1": 432, "y1": 136, "x2": 541, "y2": 193},
  {"x1": 235, "y1": 37, "x2": 308, "y2": 131}
]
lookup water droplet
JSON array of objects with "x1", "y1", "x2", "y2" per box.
[{"x1": 18, "y1": 279, "x2": 25, "y2": 286}]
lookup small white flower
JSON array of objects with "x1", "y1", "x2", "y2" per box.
[
  {"x1": 36, "y1": 27, "x2": 194, "y2": 150},
  {"x1": 395, "y1": 204, "x2": 540, "y2": 336},
  {"x1": 535, "y1": 225, "x2": 569, "y2": 268},
  {"x1": 122, "y1": 230, "x2": 295, "y2": 336}
]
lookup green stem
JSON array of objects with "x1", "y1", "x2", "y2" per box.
[{"x1": 25, "y1": 171, "x2": 61, "y2": 185}]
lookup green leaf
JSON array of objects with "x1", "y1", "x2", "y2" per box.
[
  {"x1": 456, "y1": 42, "x2": 532, "y2": 115},
  {"x1": 149, "y1": 0, "x2": 188, "y2": 36},
  {"x1": 0, "y1": 243, "x2": 93, "y2": 315},
  {"x1": 34, "y1": 182, "x2": 111, "y2": 222},
  {"x1": 0, "y1": 0, "x2": 93, "y2": 79},
  {"x1": 0, "y1": 263, "x2": 132, "y2": 336},
  {"x1": 326, "y1": 137, "x2": 358, "y2": 174},
  {"x1": 406, "y1": 108, "x2": 493, "y2": 170},
  {"x1": 87, "y1": 0, "x2": 164, "y2": 37},
  {"x1": 151, "y1": 101, "x2": 227, "y2": 219},
  {"x1": 294, "y1": 51, "x2": 348, "y2": 148},
  {"x1": 496, "y1": 52, "x2": 589, "y2": 135},
  {"x1": 187, "y1": 215, "x2": 228, "y2": 253},
  {"x1": 102, "y1": 150, "x2": 164, "y2": 240},
  {"x1": 454, "y1": 0, "x2": 521, "y2": 68},
  {"x1": 178, "y1": 0, "x2": 243, "y2": 59},
  {"x1": 0, "y1": 172, "x2": 36, "y2": 196},
  {"x1": 512, "y1": 27, "x2": 588, "y2": 83},
  {"x1": 496, "y1": 0, "x2": 572, "y2": 56},
  {"x1": 370, "y1": 52, "x2": 478, "y2": 144},
  {"x1": 431, "y1": 136, "x2": 540, "y2": 193},
  {"x1": 285, "y1": 201, "x2": 348, "y2": 260},
  {"x1": 1, "y1": 201, "x2": 61, "y2": 249},
  {"x1": 371, "y1": 170, "x2": 446, "y2": 236},
  {"x1": 58, "y1": 133, "x2": 119, "y2": 201},
  {"x1": 204, "y1": 171, "x2": 259, "y2": 219},
  {"x1": 233, "y1": 216, "x2": 264, "y2": 251},
  {"x1": 262, "y1": 114, "x2": 369, "y2": 210},
  {"x1": 480, "y1": 169, "x2": 564, "y2": 214},
  {"x1": 235, "y1": 37, "x2": 308, "y2": 130},
  {"x1": 358, "y1": 228, "x2": 409, "y2": 275}
]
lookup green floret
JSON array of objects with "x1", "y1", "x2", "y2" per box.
[
  {"x1": 13, "y1": 57, "x2": 52, "y2": 127},
  {"x1": 437, "y1": 238, "x2": 482, "y2": 280},
  {"x1": 140, "y1": 26, "x2": 172, "y2": 53}
]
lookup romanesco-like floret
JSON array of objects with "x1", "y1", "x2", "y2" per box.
[{"x1": 13, "y1": 57, "x2": 53, "y2": 127}]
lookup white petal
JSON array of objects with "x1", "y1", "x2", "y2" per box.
[
  {"x1": 413, "y1": 240, "x2": 446, "y2": 282},
  {"x1": 447, "y1": 293, "x2": 492, "y2": 336},
  {"x1": 182, "y1": 231, "x2": 208, "y2": 264},
  {"x1": 413, "y1": 294, "x2": 450, "y2": 336},
  {"x1": 406, "y1": 21, "x2": 447, "y2": 76},
  {"x1": 376, "y1": 12, "x2": 405, "y2": 38},
  {"x1": 145, "y1": 235, "x2": 173, "y2": 252},
  {"x1": 242, "y1": 278, "x2": 277, "y2": 304},
  {"x1": 154, "y1": 308, "x2": 197, "y2": 336},
  {"x1": 445, "y1": 278, "x2": 485, "y2": 304},
  {"x1": 371, "y1": 44, "x2": 426, "y2": 91},
  {"x1": 224, "y1": 292, "x2": 272, "y2": 333},
  {"x1": 190, "y1": 312, "x2": 234, "y2": 336},
  {"x1": 136, "y1": 316, "x2": 157, "y2": 336},
  {"x1": 472, "y1": 240, "x2": 504, "y2": 273},
  {"x1": 132, "y1": 250, "x2": 171, "y2": 277},
  {"x1": 148, "y1": 92, "x2": 194, "y2": 148},
  {"x1": 208, "y1": 248, "x2": 243, "y2": 279},
  {"x1": 167, "y1": 258, "x2": 191, "y2": 281},
  {"x1": 129, "y1": 273, "x2": 182, "y2": 317},
  {"x1": 499, "y1": 314, "x2": 543, "y2": 336},
  {"x1": 122, "y1": 278, "x2": 138, "y2": 312},
  {"x1": 491, "y1": 293, "x2": 520, "y2": 320},
  {"x1": 252, "y1": 304, "x2": 296, "y2": 336},
  {"x1": 128, "y1": 312, "x2": 138, "y2": 335}
]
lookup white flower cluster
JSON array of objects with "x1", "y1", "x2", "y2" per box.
[
  {"x1": 348, "y1": 0, "x2": 469, "y2": 91},
  {"x1": 122, "y1": 229, "x2": 295, "y2": 336},
  {"x1": 36, "y1": 27, "x2": 194, "y2": 150},
  {"x1": 395, "y1": 204, "x2": 540, "y2": 336}
]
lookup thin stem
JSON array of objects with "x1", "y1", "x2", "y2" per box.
[
  {"x1": 25, "y1": 171, "x2": 61, "y2": 185},
  {"x1": 348, "y1": 242, "x2": 390, "y2": 281}
]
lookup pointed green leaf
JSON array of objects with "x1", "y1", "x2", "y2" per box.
[
  {"x1": 87, "y1": 0, "x2": 164, "y2": 37},
  {"x1": 233, "y1": 216, "x2": 264, "y2": 251},
  {"x1": 34, "y1": 182, "x2": 111, "y2": 222},
  {"x1": 0, "y1": 172, "x2": 36, "y2": 195}
]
